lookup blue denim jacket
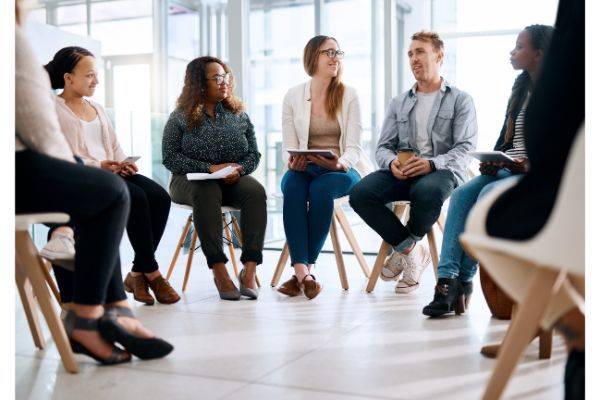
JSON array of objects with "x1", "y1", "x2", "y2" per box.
[{"x1": 375, "y1": 80, "x2": 478, "y2": 185}]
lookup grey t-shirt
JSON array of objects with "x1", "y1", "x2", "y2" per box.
[{"x1": 415, "y1": 91, "x2": 437, "y2": 157}]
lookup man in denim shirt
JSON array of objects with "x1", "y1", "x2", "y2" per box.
[{"x1": 350, "y1": 31, "x2": 477, "y2": 294}]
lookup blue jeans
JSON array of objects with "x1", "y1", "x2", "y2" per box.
[
  {"x1": 437, "y1": 169, "x2": 521, "y2": 281},
  {"x1": 281, "y1": 164, "x2": 361, "y2": 265}
]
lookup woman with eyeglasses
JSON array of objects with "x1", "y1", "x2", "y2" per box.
[
  {"x1": 276, "y1": 36, "x2": 373, "y2": 300},
  {"x1": 163, "y1": 56, "x2": 266, "y2": 301}
]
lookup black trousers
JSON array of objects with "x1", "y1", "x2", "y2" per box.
[
  {"x1": 169, "y1": 174, "x2": 267, "y2": 267},
  {"x1": 349, "y1": 169, "x2": 456, "y2": 247},
  {"x1": 16, "y1": 150, "x2": 129, "y2": 305},
  {"x1": 47, "y1": 173, "x2": 171, "y2": 302},
  {"x1": 121, "y1": 174, "x2": 171, "y2": 273}
]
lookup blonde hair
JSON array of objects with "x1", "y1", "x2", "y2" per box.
[
  {"x1": 411, "y1": 30, "x2": 445, "y2": 52},
  {"x1": 303, "y1": 35, "x2": 345, "y2": 120}
]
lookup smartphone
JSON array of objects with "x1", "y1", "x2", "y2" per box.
[{"x1": 122, "y1": 156, "x2": 141, "y2": 163}]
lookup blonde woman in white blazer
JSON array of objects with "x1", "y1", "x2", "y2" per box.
[{"x1": 277, "y1": 35, "x2": 373, "y2": 300}]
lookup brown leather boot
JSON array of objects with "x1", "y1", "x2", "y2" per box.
[
  {"x1": 277, "y1": 275, "x2": 302, "y2": 297},
  {"x1": 147, "y1": 275, "x2": 181, "y2": 304},
  {"x1": 302, "y1": 274, "x2": 322, "y2": 300},
  {"x1": 124, "y1": 272, "x2": 154, "y2": 305}
]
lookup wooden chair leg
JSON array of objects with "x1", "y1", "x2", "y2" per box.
[
  {"x1": 15, "y1": 232, "x2": 78, "y2": 373},
  {"x1": 482, "y1": 268, "x2": 561, "y2": 400},
  {"x1": 15, "y1": 259, "x2": 45, "y2": 349},
  {"x1": 426, "y1": 229, "x2": 439, "y2": 280},
  {"x1": 223, "y1": 215, "x2": 239, "y2": 277},
  {"x1": 167, "y1": 214, "x2": 192, "y2": 280},
  {"x1": 271, "y1": 243, "x2": 289, "y2": 287},
  {"x1": 41, "y1": 259, "x2": 61, "y2": 304},
  {"x1": 366, "y1": 204, "x2": 407, "y2": 293},
  {"x1": 182, "y1": 229, "x2": 198, "y2": 292},
  {"x1": 436, "y1": 212, "x2": 446, "y2": 234},
  {"x1": 330, "y1": 217, "x2": 349, "y2": 290},
  {"x1": 334, "y1": 205, "x2": 371, "y2": 278},
  {"x1": 230, "y1": 215, "x2": 260, "y2": 287}
]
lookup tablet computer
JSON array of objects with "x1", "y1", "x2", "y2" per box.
[
  {"x1": 468, "y1": 151, "x2": 516, "y2": 164},
  {"x1": 287, "y1": 149, "x2": 336, "y2": 159}
]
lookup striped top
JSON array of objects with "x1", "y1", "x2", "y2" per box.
[{"x1": 505, "y1": 92, "x2": 530, "y2": 159}]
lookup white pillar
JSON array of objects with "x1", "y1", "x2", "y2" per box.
[{"x1": 227, "y1": 0, "x2": 247, "y2": 100}]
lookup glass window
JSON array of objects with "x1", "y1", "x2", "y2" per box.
[
  {"x1": 433, "y1": 0, "x2": 559, "y2": 151},
  {"x1": 56, "y1": 3, "x2": 87, "y2": 36},
  {"x1": 90, "y1": 0, "x2": 153, "y2": 56},
  {"x1": 433, "y1": 0, "x2": 558, "y2": 33},
  {"x1": 248, "y1": 0, "x2": 315, "y2": 200}
]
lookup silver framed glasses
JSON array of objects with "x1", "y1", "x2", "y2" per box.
[
  {"x1": 206, "y1": 72, "x2": 232, "y2": 85},
  {"x1": 319, "y1": 49, "x2": 345, "y2": 59}
]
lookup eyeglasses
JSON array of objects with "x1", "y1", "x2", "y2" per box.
[
  {"x1": 206, "y1": 72, "x2": 232, "y2": 86},
  {"x1": 319, "y1": 49, "x2": 345, "y2": 59}
]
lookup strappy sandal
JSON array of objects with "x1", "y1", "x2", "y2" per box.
[
  {"x1": 99, "y1": 306, "x2": 174, "y2": 360},
  {"x1": 63, "y1": 310, "x2": 131, "y2": 365}
]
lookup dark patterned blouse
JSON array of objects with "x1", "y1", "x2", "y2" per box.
[{"x1": 162, "y1": 102, "x2": 261, "y2": 175}]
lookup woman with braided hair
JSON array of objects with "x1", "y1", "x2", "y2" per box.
[{"x1": 422, "y1": 24, "x2": 554, "y2": 318}]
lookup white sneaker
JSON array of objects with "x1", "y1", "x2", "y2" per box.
[
  {"x1": 395, "y1": 244, "x2": 431, "y2": 294},
  {"x1": 380, "y1": 251, "x2": 407, "y2": 281},
  {"x1": 40, "y1": 233, "x2": 75, "y2": 262}
]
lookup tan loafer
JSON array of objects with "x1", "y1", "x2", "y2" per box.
[
  {"x1": 147, "y1": 275, "x2": 181, "y2": 304},
  {"x1": 124, "y1": 272, "x2": 154, "y2": 305},
  {"x1": 277, "y1": 275, "x2": 302, "y2": 297},
  {"x1": 302, "y1": 274, "x2": 322, "y2": 300}
]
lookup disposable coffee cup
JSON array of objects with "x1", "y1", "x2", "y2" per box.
[{"x1": 396, "y1": 149, "x2": 416, "y2": 167}]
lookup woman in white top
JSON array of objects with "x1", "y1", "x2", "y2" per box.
[
  {"x1": 44, "y1": 47, "x2": 180, "y2": 305},
  {"x1": 277, "y1": 36, "x2": 372, "y2": 299}
]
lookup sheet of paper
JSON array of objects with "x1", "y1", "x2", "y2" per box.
[{"x1": 186, "y1": 165, "x2": 235, "y2": 181}]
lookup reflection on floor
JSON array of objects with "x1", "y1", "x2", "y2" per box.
[{"x1": 16, "y1": 208, "x2": 566, "y2": 400}]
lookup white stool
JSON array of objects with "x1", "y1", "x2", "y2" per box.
[
  {"x1": 166, "y1": 203, "x2": 260, "y2": 292},
  {"x1": 15, "y1": 213, "x2": 78, "y2": 373}
]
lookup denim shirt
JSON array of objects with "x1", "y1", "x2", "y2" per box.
[{"x1": 375, "y1": 80, "x2": 478, "y2": 185}]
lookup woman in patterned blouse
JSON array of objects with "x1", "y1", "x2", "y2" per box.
[{"x1": 163, "y1": 56, "x2": 266, "y2": 301}]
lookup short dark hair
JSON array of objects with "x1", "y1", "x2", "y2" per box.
[{"x1": 44, "y1": 47, "x2": 95, "y2": 90}]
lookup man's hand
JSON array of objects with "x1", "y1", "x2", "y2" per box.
[
  {"x1": 400, "y1": 156, "x2": 432, "y2": 178},
  {"x1": 306, "y1": 154, "x2": 343, "y2": 171},
  {"x1": 479, "y1": 162, "x2": 500, "y2": 176},
  {"x1": 288, "y1": 155, "x2": 308, "y2": 171},
  {"x1": 390, "y1": 159, "x2": 408, "y2": 180},
  {"x1": 101, "y1": 160, "x2": 122, "y2": 174}
]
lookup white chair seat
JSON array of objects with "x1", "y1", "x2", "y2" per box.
[
  {"x1": 460, "y1": 125, "x2": 584, "y2": 400},
  {"x1": 172, "y1": 202, "x2": 240, "y2": 214},
  {"x1": 16, "y1": 213, "x2": 70, "y2": 231}
]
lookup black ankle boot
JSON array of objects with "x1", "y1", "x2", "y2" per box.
[
  {"x1": 461, "y1": 281, "x2": 473, "y2": 310},
  {"x1": 422, "y1": 278, "x2": 465, "y2": 317}
]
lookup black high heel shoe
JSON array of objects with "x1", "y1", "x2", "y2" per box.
[
  {"x1": 63, "y1": 310, "x2": 131, "y2": 365},
  {"x1": 461, "y1": 281, "x2": 474, "y2": 310},
  {"x1": 422, "y1": 278, "x2": 466, "y2": 317},
  {"x1": 98, "y1": 306, "x2": 174, "y2": 360}
]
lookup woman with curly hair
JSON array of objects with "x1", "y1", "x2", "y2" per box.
[{"x1": 163, "y1": 56, "x2": 266, "y2": 301}]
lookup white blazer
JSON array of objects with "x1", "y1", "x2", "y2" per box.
[{"x1": 281, "y1": 80, "x2": 374, "y2": 177}]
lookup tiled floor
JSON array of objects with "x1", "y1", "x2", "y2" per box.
[{"x1": 16, "y1": 209, "x2": 567, "y2": 400}]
